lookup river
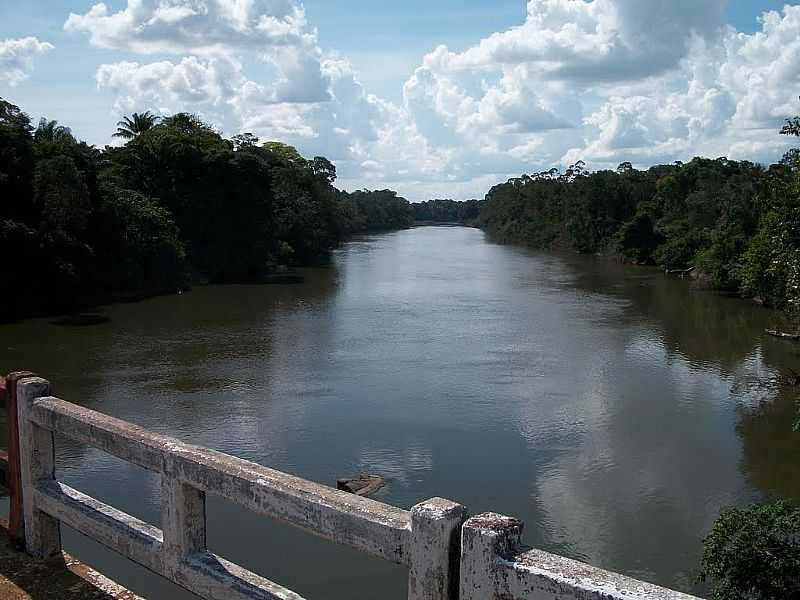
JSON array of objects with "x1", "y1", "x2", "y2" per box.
[{"x1": 1, "y1": 226, "x2": 798, "y2": 599}]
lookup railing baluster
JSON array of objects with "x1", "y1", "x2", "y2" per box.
[
  {"x1": 162, "y1": 474, "x2": 207, "y2": 575},
  {"x1": 408, "y1": 498, "x2": 467, "y2": 600},
  {"x1": 16, "y1": 377, "x2": 61, "y2": 558},
  {"x1": 460, "y1": 513, "x2": 523, "y2": 600},
  {"x1": 4, "y1": 371, "x2": 35, "y2": 543}
]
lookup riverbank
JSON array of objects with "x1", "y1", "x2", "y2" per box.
[{"x1": 482, "y1": 223, "x2": 798, "y2": 331}]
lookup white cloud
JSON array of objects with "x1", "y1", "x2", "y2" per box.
[
  {"x1": 564, "y1": 7, "x2": 800, "y2": 168},
  {"x1": 67, "y1": 0, "x2": 328, "y2": 109},
  {"x1": 0, "y1": 37, "x2": 54, "y2": 87},
  {"x1": 69, "y1": 0, "x2": 800, "y2": 199},
  {"x1": 422, "y1": 0, "x2": 726, "y2": 83},
  {"x1": 64, "y1": 0, "x2": 307, "y2": 54},
  {"x1": 399, "y1": 1, "x2": 800, "y2": 187},
  {"x1": 97, "y1": 55, "x2": 241, "y2": 114}
]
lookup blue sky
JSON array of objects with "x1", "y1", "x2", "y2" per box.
[{"x1": 2, "y1": 1, "x2": 799, "y2": 200}]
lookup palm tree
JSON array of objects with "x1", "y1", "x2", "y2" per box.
[
  {"x1": 34, "y1": 118, "x2": 73, "y2": 143},
  {"x1": 113, "y1": 111, "x2": 160, "y2": 140}
]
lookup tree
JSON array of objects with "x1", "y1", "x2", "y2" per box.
[
  {"x1": 781, "y1": 99, "x2": 800, "y2": 137},
  {"x1": 740, "y1": 110, "x2": 800, "y2": 317},
  {"x1": 161, "y1": 112, "x2": 215, "y2": 135},
  {"x1": 0, "y1": 98, "x2": 35, "y2": 221},
  {"x1": 113, "y1": 111, "x2": 160, "y2": 140},
  {"x1": 33, "y1": 156, "x2": 91, "y2": 236},
  {"x1": 34, "y1": 118, "x2": 73, "y2": 144},
  {"x1": 92, "y1": 185, "x2": 187, "y2": 293},
  {"x1": 311, "y1": 156, "x2": 337, "y2": 184},
  {"x1": 2, "y1": 98, "x2": 424, "y2": 320},
  {"x1": 700, "y1": 502, "x2": 800, "y2": 600},
  {"x1": 232, "y1": 132, "x2": 259, "y2": 150}
]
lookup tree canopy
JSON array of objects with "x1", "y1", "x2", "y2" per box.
[
  {"x1": 113, "y1": 111, "x2": 160, "y2": 140},
  {"x1": 0, "y1": 101, "x2": 416, "y2": 320},
  {"x1": 476, "y1": 113, "x2": 800, "y2": 314}
]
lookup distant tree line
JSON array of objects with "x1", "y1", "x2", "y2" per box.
[
  {"x1": 411, "y1": 198, "x2": 481, "y2": 224},
  {"x1": 475, "y1": 119, "x2": 800, "y2": 316},
  {"x1": 0, "y1": 99, "x2": 415, "y2": 320}
]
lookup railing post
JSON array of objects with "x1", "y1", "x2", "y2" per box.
[
  {"x1": 459, "y1": 513, "x2": 523, "y2": 600},
  {"x1": 407, "y1": 497, "x2": 467, "y2": 600},
  {"x1": 16, "y1": 377, "x2": 61, "y2": 558},
  {"x1": 4, "y1": 371, "x2": 35, "y2": 543},
  {"x1": 161, "y1": 474, "x2": 206, "y2": 577}
]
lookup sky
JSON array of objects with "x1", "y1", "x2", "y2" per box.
[{"x1": 1, "y1": 0, "x2": 799, "y2": 201}]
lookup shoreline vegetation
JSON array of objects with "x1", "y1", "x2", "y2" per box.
[
  {"x1": 0, "y1": 100, "x2": 422, "y2": 322},
  {"x1": 473, "y1": 112, "x2": 800, "y2": 336},
  {"x1": 2, "y1": 97, "x2": 799, "y2": 329}
]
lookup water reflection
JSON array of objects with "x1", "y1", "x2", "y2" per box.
[{"x1": 0, "y1": 227, "x2": 798, "y2": 599}]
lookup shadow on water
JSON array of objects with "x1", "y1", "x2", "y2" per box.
[{"x1": 49, "y1": 313, "x2": 111, "y2": 327}]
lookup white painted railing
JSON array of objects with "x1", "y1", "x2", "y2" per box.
[{"x1": 15, "y1": 377, "x2": 702, "y2": 600}]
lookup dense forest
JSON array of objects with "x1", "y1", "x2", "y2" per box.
[
  {"x1": 411, "y1": 198, "x2": 482, "y2": 223},
  {"x1": 476, "y1": 117, "x2": 800, "y2": 317},
  {"x1": 0, "y1": 99, "x2": 415, "y2": 320},
  {"x1": 3, "y1": 94, "x2": 800, "y2": 323}
]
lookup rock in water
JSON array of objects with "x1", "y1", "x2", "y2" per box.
[{"x1": 336, "y1": 474, "x2": 385, "y2": 497}]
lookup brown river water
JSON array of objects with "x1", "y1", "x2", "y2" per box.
[{"x1": 1, "y1": 225, "x2": 798, "y2": 599}]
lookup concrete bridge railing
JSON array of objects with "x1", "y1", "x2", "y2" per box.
[
  {"x1": 13, "y1": 376, "x2": 702, "y2": 600},
  {"x1": 460, "y1": 513, "x2": 699, "y2": 600}
]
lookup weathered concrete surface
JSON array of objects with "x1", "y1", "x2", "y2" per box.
[
  {"x1": 0, "y1": 526, "x2": 140, "y2": 599},
  {"x1": 16, "y1": 378, "x2": 60, "y2": 559},
  {"x1": 461, "y1": 513, "x2": 702, "y2": 600},
  {"x1": 29, "y1": 395, "x2": 412, "y2": 565},
  {"x1": 17, "y1": 383, "x2": 707, "y2": 600},
  {"x1": 408, "y1": 498, "x2": 467, "y2": 600},
  {"x1": 33, "y1": 481, "x2": 303, "y2": 600},
  {"x1": 504, "y1": 548, "x2": 701, "y2": 600},
  {"x1": 20, "y1": 388, "x2": 410, "y2": 599}
]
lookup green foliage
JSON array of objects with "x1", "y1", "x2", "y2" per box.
[
  {"x1": 92, "y1": 185, "x2": 187, "y2": 293},
  {"x1": 699, "y1": 502, "x2": 800, "y2": 600},
  {"x1": 412, "y1": 199, "x2": 482, "y2": 223},
  {"x1": 477, "y1": 154, "x2": 771, "y2": 296},
  {"x1": 613, "y1": 209, "x2": 662, "y2": 264},
  {"x1": 0, "y1": 101, "x2": 423, "y2": 320},
  {"x1": 339, "y1": 189, "x2": 414, "y2": 233},
  {"x1": 33, "y1": 156, "x2": 91, "y2": 236},
  {"x1": 477, "y1": 162, "x2": 661, "y2": 253},
  {"x1": 0, "y1": 97, "x2": 35, "y2": 222},
  {"x1": 781, "y1": 108, "x2": 800, "y2": 137},
  {"x1": 113, "y1": 111, "x2": 160, "y2": 140},
  {"x1": 740, "y1": 159, "x2": 800, "y2": 315}
]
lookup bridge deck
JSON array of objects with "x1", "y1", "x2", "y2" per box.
[{"x1": 0, "y1": 524, "x2": 139, "y2": 600}]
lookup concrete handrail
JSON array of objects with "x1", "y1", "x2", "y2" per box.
[
  {"x1": 460, "y1": 513, "x2": 702, "y2": 600},
  {"x1": 15, "y1": 376, "x2": 704, "y2": 600},
  {"x1": 16, "y1": 378, "x2": 466, "y2": 600}
]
